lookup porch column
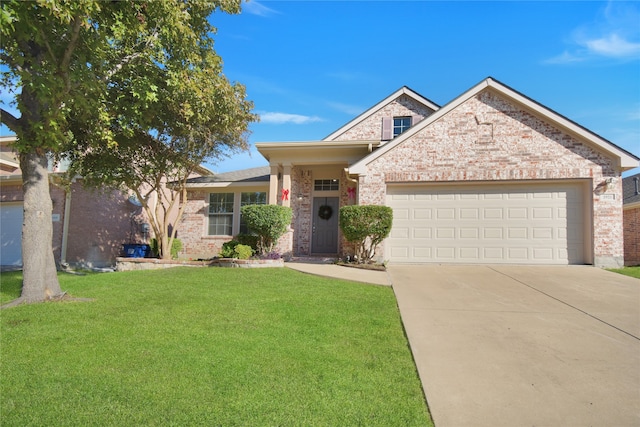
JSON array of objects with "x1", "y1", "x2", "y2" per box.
[
  {"x1": 269, "y1": 165, "x2": 279, "y2": 205},
  {"x1": 282, "y1": 164, "x2": 292, "y2": 207}
]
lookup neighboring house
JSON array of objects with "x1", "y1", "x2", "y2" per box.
[
  {"x1": 182, "y1": 77, "x2": 639, "y2": 268},
  {"x1": 0, "y1": 135, "x2": 210, "y2": 268},
  {"x1": 623, "y1": 173, "x2": 640, "y2": 266}
]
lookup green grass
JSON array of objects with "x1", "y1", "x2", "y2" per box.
[
  {"x1": 607, "y1": 266, "x2": 640, "y2": 279},
  {"x1": 1, "y1": 268, "x2": 432, "y2": 426}
]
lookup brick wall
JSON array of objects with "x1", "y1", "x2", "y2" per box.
[
  {"x1": 359, "y1": 89, "x2": 624, "y2": 267},
  {"x1": 181, "y1": 190, "x2": 224, "y2": 258},
  {"x1": 328, "y1": 95, "x2": 435, "y2": 141},
  {"x1": 624, "y1": 205, "x2": 640, "y2": 266},
  {"x1": 65, "y1": 182, "x2": 146, "y2": 267}
]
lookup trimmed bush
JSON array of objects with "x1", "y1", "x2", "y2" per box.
[
  {"x1": 241, "y1": 204, "x2": 292, "y2": 255},
  {"x1": 220, "y1": 240, "x2": 240, "y2": 258},
  {"x1": 219, "y1": 241, "x2": 254, "y2": 259},
  {"x1": 339, "y1": 205, "x2": 393, "y2": 262},
  {"x1": 234, "y1": 244, "x2": 253, "y2": 260}
]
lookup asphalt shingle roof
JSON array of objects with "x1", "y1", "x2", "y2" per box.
[
  {"x1": 623, "y1": 173, "x2": 640, "y2": 205},
  {"x1": 186, "y1": 166, "x2": 270, "y2": 184}
]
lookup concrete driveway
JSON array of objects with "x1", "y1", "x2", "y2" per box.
[{"x1": 389, "y1": 265, "x2": 640, "y2": 427}]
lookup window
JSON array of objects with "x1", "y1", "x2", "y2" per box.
[
  {"x1": 208, "y1": 193, "x2": 234, "y2": 235},
  {"x1": 314, "y1": 179, "x2": 339, "y2": 191},
  {"x1": 393, "y1": 117, "x2": 412, "y2": 137},
  {"x1": 240, "y1": 192, "x2": 267, "y2": 234}
]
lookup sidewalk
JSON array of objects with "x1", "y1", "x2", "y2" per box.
[{"x1": 285, "y1": 261, "x2": 391, "y2": 286}]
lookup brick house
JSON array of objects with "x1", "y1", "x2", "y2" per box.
[
  {"x1": 0, "y1": 135, "x2": 210, "y2": 268},
  {"x1": 182, "y1": 77, "x2": 638, "y2": 268},
  {"x1": 623, "y1": 173, "x2": 640, "y2": 266}
]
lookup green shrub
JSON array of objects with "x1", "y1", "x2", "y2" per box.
[
  {"x1": 339, "y1": 205, "x2": 393, "y2": 262},
  {"x1": 241, "y1": 204, "x2": 292, "y2": 255},
  {"x1": 220, "y1": 240, "x2": 239, "y2": 258},
  {"x1": 235, "y1": 233, "x2": 259, "y2": 252},
  {"x1": 234, "y1": 244, "x2": 253, "y2": 260},
  {"x1": 150, "y1": 238, "x2": 182, "y2": 259},
  {"x1": 219, "y1": 241, "x2": 254, "y2": 259}
]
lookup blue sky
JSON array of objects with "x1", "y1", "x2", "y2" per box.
[
  {"x1": 207, "y1": 0, "x2": 640, "y2": 175},
  {"x1": 1, "y1": 1, "x2": 639, "y2": 175}
]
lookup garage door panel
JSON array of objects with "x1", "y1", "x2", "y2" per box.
[
  {"x1": 413, "y1": 247, "x2": 432, "y2": 258},
  {"x1": 483, "y1": 208, "x2": 503, "y2": 219},
  {"x1": 413, "y1": 208, "x2": 431, "y2": 220},
  {"x1": 413, "y1": 228, "x2": 431, "y2": 239},
  {"x1": 391, "y1": 227, "x2": 409, "y2": 239},
  {"x1": 386, "y1": 183, "x2": 586, "y2": 265},
  {"x1": 460, "y1": 228, "x2": 478, "y2": 239}
]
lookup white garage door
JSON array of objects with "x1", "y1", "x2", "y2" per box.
[
  {"x1": 386, "y1": 182, "x2": 587, "y2": 265},
  {"x1": 0, "y1": 203, "x2": 23, "y2": 266}
]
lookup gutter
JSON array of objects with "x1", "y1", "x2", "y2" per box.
[{"x1": 61, "y1": 190, "x2": 72, "y2": 263}]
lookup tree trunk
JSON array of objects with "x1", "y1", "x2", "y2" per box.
[{"x1": 19, "y1": 150, "x2": 63, "y2": 302}]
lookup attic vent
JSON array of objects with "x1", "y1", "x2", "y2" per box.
[
  {"x1": 477, "y1": 122, "x2": 494, "y2": 144},
  {"x1": 634, "y1": 177, "x2": 639, "y2": 196}
]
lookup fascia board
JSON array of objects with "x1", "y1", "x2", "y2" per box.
[
  {"x1": 624, "y1": 200, "x2": 640, "y2": 210},
  {"x1": 195, "y1": 164, "x2": 214, "y2": 176},
  {"x1": 323, "y1": 86, "x2": 440, "y2": 141},
  {"x1": 0, "y1": 135, "x2": 17, "y2": 146},
  {"x1": 0, "y1": 174, "x2": 22, "y2": 184},
  {"x1": 0, "y1": 158, "x2": 19, "y2": 169},
  {"x1": 185, "y1": 181, "x2": 269, "y2": 189},
  {"x1": 256, "y1": 140, "x2": 380, "y2": 163}
]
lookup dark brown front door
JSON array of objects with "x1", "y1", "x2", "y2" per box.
[{"x1": 312, "y1": 197, "x2": 339, "y2": 254}]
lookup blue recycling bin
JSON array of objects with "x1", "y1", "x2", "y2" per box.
[{"x1": 123, "y1": 244, "x2": 151, "y2": 258}]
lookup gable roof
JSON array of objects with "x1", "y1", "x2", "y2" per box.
[
  {"x1": 623, "y1": 173, "x2": 640, "y2": 206},
  {"x1": 323, "y1": 86, "x2": 440, "y2": 141},
  {"x1": 349, "y1": 77, "x2": 640, "y2": 175}
]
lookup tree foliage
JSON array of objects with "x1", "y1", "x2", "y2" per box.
[
  {"x1": 240, "y1": 205, "x2": 293, "y2": 255},
  {"x1": 64, "y1": 1, "x2": 257, "y2": 259},
  {"x1": 0, "y1": 0, "x2": 253, "y2": 302},
  {"x1": 339, "y1": 205, "x2": 393, "y2": 262}
]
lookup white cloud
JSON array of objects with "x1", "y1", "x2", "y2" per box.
[
  {"x1": 545, "y1": 2, "x2": 640, "y2": 64},
  {"x1": 259, "y1": 112, "x2": 323, "y2": 125},
  {"x1": 242, "y1": 0, "x2": 280, "y2": 17},
  {"x1": 584, "y1": 33, "x2": 640, "y2": 57},
  {"x1": 544, "y1": 51, "x2": 588, "y2": 65}
]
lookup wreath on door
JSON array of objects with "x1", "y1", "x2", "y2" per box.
[{"x1": 318, "y1": 205, "x2": 333, "y2": 220}]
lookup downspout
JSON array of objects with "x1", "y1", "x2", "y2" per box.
[
  {"x1": 344, "y1": 168, "x2": 359, "y2": 204},
  {"x1": 60, "y1": 188, "x2": 72, "y2": 263}
]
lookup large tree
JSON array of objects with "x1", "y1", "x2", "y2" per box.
[
  {"x1": 66, "y1": 7, "x2": 256, "y2": 260},
  {"x1": 0, "y1": 0, "x2": 252, "y2": 302}
]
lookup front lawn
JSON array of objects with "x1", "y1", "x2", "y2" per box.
[
  {"x1": 1, "y1": 268, "x2": 432, "y2": 426},
  {"x1": 607, "y1": 266, "x2": 640, "y2": 279}
]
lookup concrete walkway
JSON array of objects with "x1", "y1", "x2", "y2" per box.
[
  {"x1": 389, "y1": 265, "x2": 640, "y2": 427},
  {"x1": 285, "y1": 261, "x2": 391, "y2": 286}
]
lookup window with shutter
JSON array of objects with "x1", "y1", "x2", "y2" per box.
[{"x1": 393, "y1": 117, "x2": 411, "y2": 137}]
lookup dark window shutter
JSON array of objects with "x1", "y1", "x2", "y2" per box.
[{"x1": 382, "y1": 117, "x2": 392, "y2": 140}]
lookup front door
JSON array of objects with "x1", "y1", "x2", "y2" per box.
[{"x1": 311, "y1": 197, "x2": 339, "y2": 254}]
